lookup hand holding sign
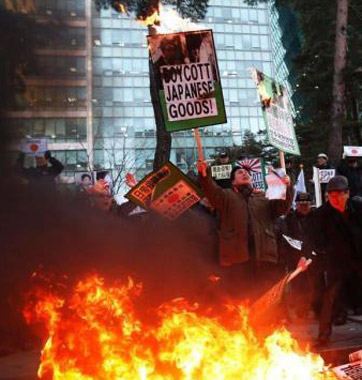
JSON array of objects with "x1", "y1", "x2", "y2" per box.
[{"x1": 197, "y1": 160, "x2": 207, "y2": 178}]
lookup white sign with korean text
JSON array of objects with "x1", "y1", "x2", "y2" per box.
[
  {"x1": 333, "y1": 361, "x2": 362, "y2": 380},
  {"x1": 319, "y1": 169, "x2": 336, "y2": 184},
  {"x1": 211, "y1": 164, "x2": 232, "y2": 180}
]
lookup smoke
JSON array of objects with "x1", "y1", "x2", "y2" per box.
[{"x1": 0, "y1": 172, "x2": 226, "y2": 349}]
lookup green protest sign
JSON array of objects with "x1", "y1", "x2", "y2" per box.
[
  {"x1": 254, "y1": 70, "x2": 300, "y2": 155},
  {"x1": 125, "y1": 162, "x2": 203, "y2": 220},
  {"x1": 148, "y1": 30, "x2": 227, "y2": 132}
]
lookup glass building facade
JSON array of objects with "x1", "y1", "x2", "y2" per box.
[
  {"x1": 5, "y1": 0, "x2": 278, "y2": 194},
  {"x1": 3, "y1": 0, "x2": 91, "y2": 180},
  {"x1": 269, "y1": 0, "x2": 302, "y2": 117}
]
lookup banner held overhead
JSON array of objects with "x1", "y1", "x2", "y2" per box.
[
  {"x1": 253, "y1": 70, "x2": 300, "y2": 156},
  {"x1": 148, "y1": 30, "x2": 227, "y2": 132}
]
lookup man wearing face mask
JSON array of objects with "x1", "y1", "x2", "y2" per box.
[
  {"x1": 307, "y1": 176, "x2": 362, "y2": 348},
  {"x1": 197, "y1": 160, "x2": 293, "y2": 299}
]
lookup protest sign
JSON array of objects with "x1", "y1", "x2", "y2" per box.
[
  {"x1": 211, "y1": 164, "x2": 232, "y2": 180},
  {"x1": 265, "y1": 169, "x2": 286, "y2": 200},
  {"x1": 125, "y1": 162, "x2": 203, "y2": 220},
  {"x1": 319, "y1": 169, "x2": 336, "y2": 184},
  {"x1": 344, "y1": 146, "x2": 362, "y2": 157},
  {"x1": 74, "y1": 172, "x2": 94, "y2": 187},
  {"x1": 282, "y1": 235, "x2": 302, "y2": 251},
  {"x1": 20, "y1": 138, "x2": 47, "y2": 155},
  {"x1": 333, "y1": 361, "x2": 362, "y2": 380},
  {"x1": 313, "y1": 167, "x2": 322, "y2": 207},
  {"x1": 148, "y1": 30, "x2": 226, "y2": 132},
  {"x1": 253, "y1": 70, "x2": 300, "y2": 155},
  {"x1": 237, "y1": 158, "x2": 267, "y2": 191}
]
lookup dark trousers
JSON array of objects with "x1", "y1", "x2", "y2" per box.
[
  {"x1": 318, "y1": 280, "x2": 341, "y2": 339},
  {"x1": 220, "y1": 260, "x2": 283, "y2": 302}
]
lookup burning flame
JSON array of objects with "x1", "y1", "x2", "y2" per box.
[
  {"x1": 139, "y1": 4, "x2": 205, "y2": 34},
  {"x1": 24, "y1": 274, "x2": 337, "y2": 380}
]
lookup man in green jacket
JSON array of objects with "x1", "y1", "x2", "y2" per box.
[{"x1": 197, "y1": 160, "x2": 293, "y2": 300}]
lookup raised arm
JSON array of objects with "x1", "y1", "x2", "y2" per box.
[
  {"x1": 46, "y1": 151, "x2": 64, "y2": 177},
  {"x1": 197, "y1": 160, "x2": 227, "y2": 211}
]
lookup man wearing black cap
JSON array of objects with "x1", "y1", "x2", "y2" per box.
[
  {"x1": 197, "y1": 160, "x2": 293, "y2": 299},
  {"x1": 307, "y1": 176, "x2": 362, "y2": 348},
  {"x1": 277, "y1": 192, "x2": 314, "y2": 318}
]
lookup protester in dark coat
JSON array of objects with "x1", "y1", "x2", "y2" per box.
[
  {"x1": 16, "y1": 150, "x2": 64, "y2": 189},
  {"x1": 306, "y1": 176, "x2": 362, "y2": 348},
  {"x1": 337, "y1": 157, "x2": 362, "y2": 198},
  {"x1": 197, "y1": 160, "x2": 293, "y2": 300},
  {"x1": 277, "y1": 192, "x2": 314, "y2": 318}
]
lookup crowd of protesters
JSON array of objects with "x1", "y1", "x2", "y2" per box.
[{"x1": 13, "y1": 148, "x2": 362, "y2": 349}]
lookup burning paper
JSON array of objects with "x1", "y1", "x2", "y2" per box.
[{"x1": 24, "y1": 273, "x2": 337, "y2": 380}]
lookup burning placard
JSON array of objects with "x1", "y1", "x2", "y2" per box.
[
  {"x1": 125, "y1": 162, "x2": 203, "y2": 219},
  {"x1": 253, "y1": 70, "x2": 300, "y2": 155},
  {"x1": 148, "y1": 30, "x2": 227, "y2": 132}
]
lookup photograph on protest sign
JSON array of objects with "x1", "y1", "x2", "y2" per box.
[
  {"x1": 148, "y1": 30, "x2": 227, "y2": 132},
  {"x1": 20, "y1": 138, "x2": 48, "y2": 155},
  {"x1": 95, "y1": 170, "x2": 113, "y2": 194},
  {"x1": 125, "y1": 162, "x2": 203, "y2": 220},
  {"x1": 237, "y1": 158, "x2": 267, "y2": 191},
  {"x1": 74, "y1": 172, "x2": 94, "y2": 187},
  {"x1": 253, "y1": 70, "x2": 300, "y2": 155}
]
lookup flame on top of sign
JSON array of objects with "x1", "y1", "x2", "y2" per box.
[
  {"x1": 118, "y1": 3, "x2": 126, "y2": 13},
  {"x1": 138, "y1": 4, "x2": 206, "y2": 34}
]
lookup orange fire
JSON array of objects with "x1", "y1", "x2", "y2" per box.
[
  {"x1": 137, "y1": 4, "x2": 202, "y2": 33},
  {"x1": 24, "y1": 274, "x2": 336, "y2": 380}
]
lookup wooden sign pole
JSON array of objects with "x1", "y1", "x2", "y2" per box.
[
  {"x1": 279, "y1": 150, "x2": 286, "y2": 170},
  {"x1": 194, "y1": 128, "x2": 204, "y2": 162}
]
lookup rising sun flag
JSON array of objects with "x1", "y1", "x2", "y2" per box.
[{"x1": 23, "y1": 273, "x2": 337, "y2": 380}]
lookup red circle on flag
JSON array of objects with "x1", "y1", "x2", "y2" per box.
[
  {"x1": 352, "y1": 149, "x2": 358, "y2": 155},
  {"x1": 168, "y1": 193, "x2": 180, "y2": 204},
  {"x1": 30, "y1": 144, "x2": 39, "y2": 152}
]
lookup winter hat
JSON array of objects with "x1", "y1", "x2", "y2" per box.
[{"x1": 326, "y1": 176, "x2": 349, "y2": 192}]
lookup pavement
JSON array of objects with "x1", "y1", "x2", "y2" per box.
[{"x1": 1, "y1": 320, "x2": 362, "y2": 380}]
